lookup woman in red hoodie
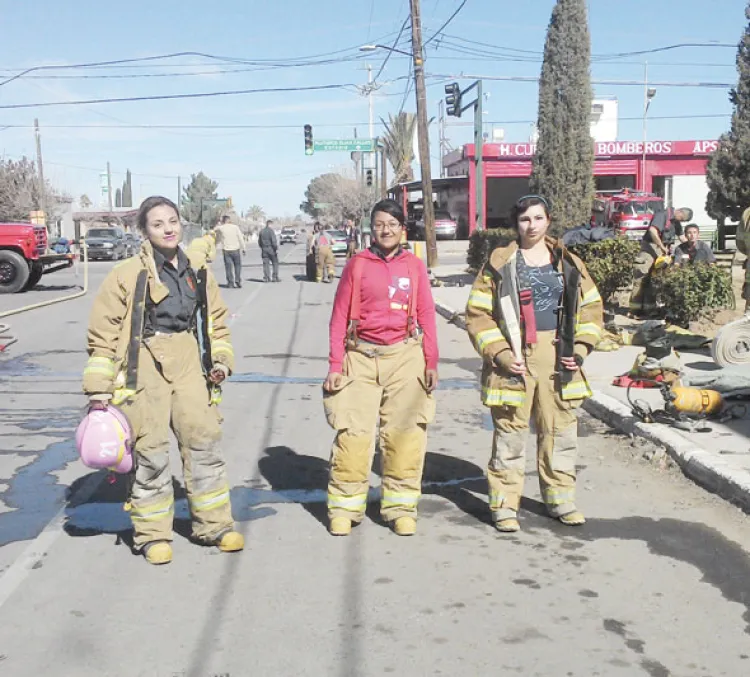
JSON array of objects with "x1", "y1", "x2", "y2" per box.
[{"x1": 323, "y1": 199, "x2": 439, "y2": 537}]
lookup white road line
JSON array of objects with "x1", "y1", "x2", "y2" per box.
[{"x1": 0, "y1": 244, "x2": 301, "y2": 611}]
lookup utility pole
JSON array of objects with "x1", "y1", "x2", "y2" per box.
[
  {"x1": 409, "y1": 0, "x2": 437, "y2": 268},
  {"x1": 34, "y1": 119, "x2": 47, "y2": 228},
  {"x1": 381, "y1": 143, "x2": 388, "y2": 199},
  {"x1": 106, "y1": 162, "x2": 113, "y2": 216},
  {"x1": 177, "y1": 176, "x2": 182, "y2": 213}
]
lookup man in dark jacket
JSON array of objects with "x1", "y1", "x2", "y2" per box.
[{"x1": 259, "y1": 219, "x2": 280, "y2": 283}]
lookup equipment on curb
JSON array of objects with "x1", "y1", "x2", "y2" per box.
[
  {"x1": 75, "y1": 405, "x2": 134, "y2": 473},
  {"x1": 712, "y1": 313, "x2": 750, "y2": 367},
  {"x1": 626, "y1": 380, "x2": 728, "y2": 431}
]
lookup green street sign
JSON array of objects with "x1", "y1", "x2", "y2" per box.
[
  {"x1": 313, "y1": 202, "x2": 330, "y2": 209},
  {"x1": 314, "y1": 139, "x2": 375, "y2": 152}
]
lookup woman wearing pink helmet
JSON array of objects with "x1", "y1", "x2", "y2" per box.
[{"x1": 82, "y1": 196, "x2": 243, "y2": 565}]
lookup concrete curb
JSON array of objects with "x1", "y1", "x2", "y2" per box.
[{"x1": 434, "y1": 295, "x2": 750, "y2": 514}]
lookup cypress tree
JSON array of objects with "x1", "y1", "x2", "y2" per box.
[
  {"x1": 706, "y1": 2, "x2": 750, "y2": 222},
  {"x1": 115, "y1": 188, "x2": 122, "y2": 208},
  {"x1": 530, "y1": 0, "x2": 595, "y2": 231},
  {"x1": 122, "y1": 169, "x2": 133, "y2": 208}
]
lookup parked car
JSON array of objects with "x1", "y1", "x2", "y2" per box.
[
  {"x1": 123, "y1": 233, "x2": 140, "y2": 257},
  {"x1": 85, "y1": 227, "x2": 128, "y2": 261},
  {"x1": 415, "y1": 209, "x2": 458, "y2": 240},
  {"x1": 325, "y1": 230, "x2": 348, "y2": 256},
  {"x1": 279, "y1": 227, "x2": 297, "y2": 245}
]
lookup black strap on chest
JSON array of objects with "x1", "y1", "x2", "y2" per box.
[
  {"x1": 194, "y1": 267, "x2": 212, "y2": 374},
  {"x1": 126, "y1": 270, "x2": 149, "y2": 391},
  {"x1": 557, "y1": 256, "x2": 581, "y2": 386}
]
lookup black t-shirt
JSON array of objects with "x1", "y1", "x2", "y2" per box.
[
  {"x1": 145, "y1": 248, "x2": 197, "y2": 335},
  {"x1": 645, "y1": 209, "x2": 682, "y2": 246}
]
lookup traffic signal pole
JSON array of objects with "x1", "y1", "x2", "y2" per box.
[
  {"x1": 409, "y1": 0, "x2": 438, "y2": 269},
  {"x1": 474, "y1": 79, "x2": 484, "y2": 233},
  {"x1": 444, "y1": 79, "x2": 485, "y2": 232}
]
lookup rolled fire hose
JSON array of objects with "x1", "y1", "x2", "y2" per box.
[{"x1": 711, "y1": 312, "x2": 750, "y2": 367}]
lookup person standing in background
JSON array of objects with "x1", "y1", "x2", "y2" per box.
[
  {"x1": 258, "y1": 219, "x2": 280, "y2": 283},
  {"x1": 214, "y1": 215, "x2": 246, "y2": 288}
]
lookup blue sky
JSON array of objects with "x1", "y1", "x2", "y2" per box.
[{"x1": 0, "y1": 0, "x2": 745, "y2": 216}]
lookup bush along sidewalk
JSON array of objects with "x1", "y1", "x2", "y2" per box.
[{"x1": 651, "y1": 263, "x2": 734, "y2": 327}]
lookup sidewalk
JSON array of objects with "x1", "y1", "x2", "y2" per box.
[{"x1": 431, "y1": 278, "x2": 750, "y2": 512}]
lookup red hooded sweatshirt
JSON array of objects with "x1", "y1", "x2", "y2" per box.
[{"x1": 329, "y1": 248, "x2": 439, "y2": 373}]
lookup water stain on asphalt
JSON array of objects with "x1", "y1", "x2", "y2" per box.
[
  {"x1": 579, "y1": 589, "x2": 599, "y2": 598},
  {"x1": 559, "y1": 517, "x2": 750, "y2": 635},
  {"x1": 0, "y1": 436, "x2": 79, "y2": 547},
  {"x1": 512, "y1": 578, "x2": 541, "y2": 590}
]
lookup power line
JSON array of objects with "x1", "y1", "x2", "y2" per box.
[
  {"x1": 424, "y1": 0, "x2": 468, "y2": 45},
  {"x1": 0, "y1": 122, "x2": 390, "y2": 130},
  {"x1": 0, "y1": 33, "x2": 406, "y2": 86},
  {"x1": 430, "y1": 72, "x2": 734, "y2": 89},
  {"x1": 0, "y1": 82, "x2": 365, "y2": 110},
  {"x1": 374, "y1": 15, "x2": 411, "y2": 81}
]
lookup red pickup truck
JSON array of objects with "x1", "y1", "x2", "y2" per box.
[{"x1": 0, "y1": 222, "x2": 74, "y2": 293}]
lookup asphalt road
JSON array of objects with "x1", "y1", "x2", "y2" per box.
[{"x1": 1, "y1": 242, "x2": 750, "y2": 677}]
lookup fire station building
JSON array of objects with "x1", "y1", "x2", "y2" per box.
[{"x1": 437, "y1": 139, "x2": 719, "y2": 234}]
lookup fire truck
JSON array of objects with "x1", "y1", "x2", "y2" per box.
[{"x1": 591, "y1": 190, "x2": 665, "y2": 240}]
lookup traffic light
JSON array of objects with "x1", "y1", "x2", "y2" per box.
[
  {"x1": 445, "y1": 82, "x2": 462, "y2": 118},
  {"x1": 304, "y1": 124, "x2": 314, "y2": 155},
  {"x1": 365, "y1": 169, "x2": 373, "y2": 187}
]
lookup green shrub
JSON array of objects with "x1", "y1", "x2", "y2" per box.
[
  {"x1": 568, "y1": 237, "x2": 640, "y2": 305},
  {"x1": 466, "y1": 228, "x2": 518, "y2": 272},
  {"x1": 650, "y1": 263, "x2": 734, "y2": 327}
]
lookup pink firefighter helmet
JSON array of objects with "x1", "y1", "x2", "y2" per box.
[{"x1": 75, "y1": 405, "x2": 134, "y2": 474}]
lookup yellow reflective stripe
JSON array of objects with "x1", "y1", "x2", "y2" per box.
[
  {"x1": 561, "y1": 379, "x2": 592, "y2": 400},
  {"x1": 84, "y1": 356, "x2": 115, "y2": 377},
  {"x1": 468, "y1": 289, "x2": 494, "y2": 311},
  {"x1": 111, "y1": 388, "x2": 136, "y2": 406},
  {"x1": 475, "y1": 327, "x2": 505, "y2": 352},
  {"x1": 488, "y1": 491, "x2": 505, "y2": 510},
  {"x1": 381, "y1": 490, "x2": 420, "y2": 508},
  {"x1": 581, "y1": 287, "x2": 602, "y2": 307},
  {"x1": 481, "y1": 386, "x2": 526, "y2": 407},
  {"x1": 543, "y1": 487, "x2": 575, "y2": 505},
  {"x1": 208, "y1": 318, "x2": 214, "y2": 337},
  {"x1": 575, "y1": 322, "x2": 603, "y2": 340},
  {"x1": 130, "y1": 498, "x2": 174, "y2": 522},
  {"x1": 191, "y1": 486, "x2": 230, "y2": 512},
  {"x1": 211, "y1": 340, "x2": 234, "y2": 356},
  {"x1": 327, "y1": 493, "x2": 367, "y2": 512}
]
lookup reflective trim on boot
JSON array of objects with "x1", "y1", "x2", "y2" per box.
[
  {"x1": 381, "y1": 489, "x2": 420, "y2": 511},
  {"x1": 328, "y1": 492, "x2": 367, "y2": 515}
]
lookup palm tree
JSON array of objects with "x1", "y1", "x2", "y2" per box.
[
  {"x1": 245, "y1": 204, "x2": 266, "y2": 223},
  {"x1": 380, "y1": 112, "x2": 417, "y2": 186}
]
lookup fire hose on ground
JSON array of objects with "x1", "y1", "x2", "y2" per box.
[
  {"x1": 712, "y1": 312, "x2": 750, "y2": 367},
  {"x1": 0, "y1": 245, "x2": 89, "y2": 352}
]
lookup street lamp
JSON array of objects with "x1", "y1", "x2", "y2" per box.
[
  {"x1": 641, "y1": 62, "x2": 657, "y2": 192},
  {"x1": 359, "y1": 44, "x2": 412, "y2": 57}
]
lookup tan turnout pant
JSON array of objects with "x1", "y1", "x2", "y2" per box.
[
  {"x1": 628, "y1": 241, "x2": 659, "y2": 312},
  {"x1": 119, "y1": 332, "x2": 234, "y2": 549},
  {"x1": 488, "y1": 331, "x2": 581, "y2": 521},
  {"x1": 324, "y1": 339, "x2": 436, "y2": 522},
  {"x1": 316, "y1": 246, "x2": 336, "y2": 282}
]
